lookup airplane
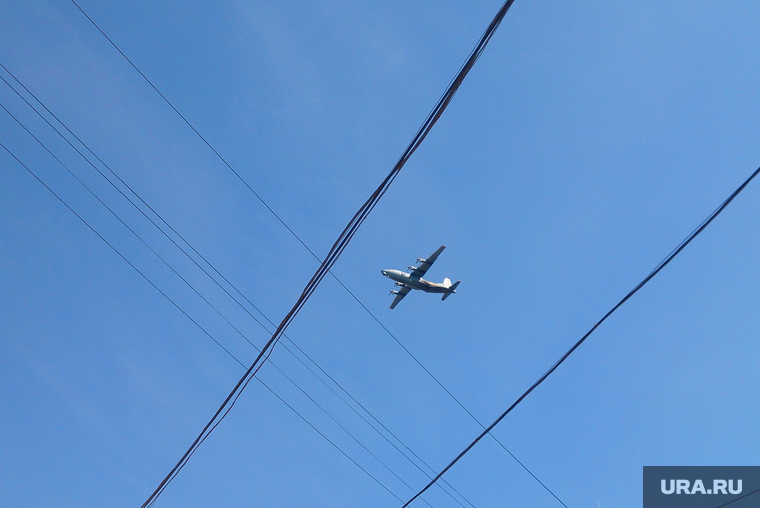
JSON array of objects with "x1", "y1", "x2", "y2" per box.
[{"x1": 381, "y1": 245, "x2": 460, "y2": 309}]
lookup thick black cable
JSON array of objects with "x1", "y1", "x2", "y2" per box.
[
  {"x1": 2, "y1": 103, "x2": 442, "y2": 506},
  {"x1": 9, "y1": 3, "x2": 558, "y2": 504},
  {"x1": 0, "y1": 141, "x2": 411, "y2": 506},
  {"x1": 62, "y1": 0, "x2": 502, "y2": 417},
  {"x1": 136, "y1": 0, "x2": 521, "y2": 502},
  {"x1": 67, "y1": 1, "x2": 557, "y2": 504},
  {"x1": 135, "y1": 0, "x2": 539, "y2": 504},
  {"x1": 0, "y1": 71, "x2": 472, "y2": 508},
  {"x1": 328, "y1": 268, "x2": 566, "y2": 507},
  {"x1": 62, "y1": 3, "x2": 566, "y2": 505},
  {"x1": 402, "y1": 165, "x2": 760, "y2": 507}
]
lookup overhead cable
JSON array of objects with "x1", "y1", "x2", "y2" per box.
[
  {"x1": 402, "y1": 165, "x2": 760, "y2": 507},
  {"x1": 136, "y1": 0, "x2": 520, "y2": 505},
  {"x1": 64, "y1": 3, "x2": 567, "y2": 505},
  {"x1": 0, "y1": 68, "x2": 473, "y2": 508},
  {"x1": 0, "y1": 141, "x2": 411, "y2": 506},
  {"x1": 2, "y1": 101, "x2": 438, "y2": 506}
]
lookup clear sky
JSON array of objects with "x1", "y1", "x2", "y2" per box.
[{"x1": 1, "y1": 1, "x2": 759, "y2": 507}]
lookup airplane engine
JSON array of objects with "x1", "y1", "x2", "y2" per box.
[
  {"x1": 416, "y1": 258, "x2": 426, "y2": 263},
  {"x1": 389, "y1": 290, "x2": 400, "y2": 295},
  {"x1": 407, "y1": 265, "x2": 418, "y2": 271}
]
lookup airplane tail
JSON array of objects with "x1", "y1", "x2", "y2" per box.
[{"x1": 442, "y1": 280, "x2": 460, "y2": 301}]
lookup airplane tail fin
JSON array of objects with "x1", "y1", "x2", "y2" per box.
[
  {"x1": 443, "y1": 277, "x2": 452, "y2": 287},
  {"x1": 442, "y1": 280, "x2": 460, "y2": 301}
]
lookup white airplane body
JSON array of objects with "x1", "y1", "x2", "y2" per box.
[{"x1": 381, "y1": 245, "x2": 460, "y2": 309}]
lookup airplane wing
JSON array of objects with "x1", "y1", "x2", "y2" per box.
[
  {"x1": 409, "y1": 245, "x2": 446, "y2": 279},
  {"x1": 389, "y1": 285, "x2": 412, "y2": 309}
]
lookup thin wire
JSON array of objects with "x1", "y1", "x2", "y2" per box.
[
  {"x1": 0, "y1": 141, "x2": 408, "y2": 506},
  {"x1": 69, "y1": 0, "x2": 314, "y2": 258},
  {"x1": 327, "y1": 267, "x2": 566, "y2": 507},
  {"x1": 257, "y1": 381, "x2": 407, "y2": 504},
  {"x1": 63, "y1": 0, "x2": 514, "y2": 428},
  {"x1": 2, "y1": 103, "x2": 441, "y2": 506},
  {"x1": 7, "y1": 5, "x2": 559, "y2": 505},
  {"x1": 137, "y1": 0, "x2": 521, "y2": 497},
  {"x1": 714, "y1": 487, "x2": 760, "y2": 508},
  {"x1": 280, "y1": 335, "x2": 478, "y2": 508},
  {"x1": 63, "y1": 1, "x2": 563, "y2": 504},
  {"x1": 68, "y1": 1, "x2": 566, "y2": 505},
  {"x1": 402, "y1": 165, "x2": 760, "y2": 507},
  {"x1": 0, "y1": 70, "x2": 473, "y2": 508}
]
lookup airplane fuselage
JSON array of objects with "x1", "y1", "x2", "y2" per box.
[
  {"x1": 381, "y1": 269, "x2": 452, "y2": 294},
  {"x1": 382, "y1": 245, "x2": 459, "y2": 308}
]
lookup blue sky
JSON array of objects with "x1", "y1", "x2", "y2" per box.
[{"x1": 1, "y1": 1, "x2": 759, "y2": 507}]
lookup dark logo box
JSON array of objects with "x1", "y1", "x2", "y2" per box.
[{"x1": 644, "y1": 466, "x2": 760, "y2": 508}]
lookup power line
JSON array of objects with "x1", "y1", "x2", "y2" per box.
[
  {"x1": 63, "y1": 7, "x2": 511, "y2": 475},
  {"x1": 0, "y1": 68, "x2": 475, "y2": 507},
  {"x1": 0, "y1": 69, "x2": 475, "y2": 507},
  {"x1": 714, "y1": 487, "x2": 760, "y2": 508},
  {"x1": 0, "y1": 141, "x2": 411, "y2": 506},
  {"x1": 18, "y1": 0, "x2": 559, "y2": 503},
  {"x1": 11, "y1": 4, "x2": 756, "y2": 506},
  {"x1": 257, "y1": 380, "x2": 408, "y2": 505},
  {"x1": 349, "y1": 285, "x2": 568, "y2": 508},
  {"x1": 401, "y1": 164, "x2": 760, "y2": 507},
  {"x1": 1, "y1": 102, "x2": 441, "y2": 505},
  {"x1": 2, "y1": 104, "x2": 469, "y2": 508},
  {"x1": 65, "y1": 2, "x2": 568, "y2": 505},
  {"x1": 136, "y1": 0, "x2": 524, "y2": 502},
  {"x1": 69, "y1": 0, "x2": 316, "y2": 260}
]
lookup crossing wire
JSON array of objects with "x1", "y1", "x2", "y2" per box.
[
  {"x1": 0, "y1": 141, "x2": 412, "y2": 506},
  {"x1": 1, "y1": 102, "x2": 452, "y2": 507},
  {"x1": 0, "y1": 88, "x2": 468, "y2": 508},
  {"x1": 0, "y1": 67, "x2": 474, "y2": 508},
  {"x1": 131, "y1": 0, "x2": 523, "y2": 505},
  {"x1": 67, "y1": 1, "x2": 566, "y2": 505},
  {"x1": 401, "y1": 165, "x2": 760, "y2": 507}
]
